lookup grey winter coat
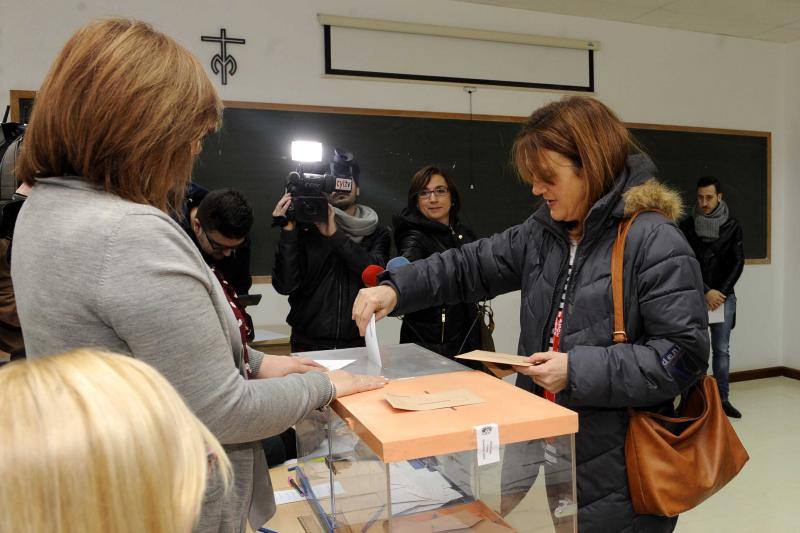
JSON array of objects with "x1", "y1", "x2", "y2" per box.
[{"x1": 382, "y1": 154, "x2": 710, "y2": 532}]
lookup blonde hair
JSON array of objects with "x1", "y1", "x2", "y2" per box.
[
  {"x1": 0, "y1": 349, "x2": 230, "y2": 533},
  {"x1": 18, "y1": 18, "x2": 222, "y2": 211}
]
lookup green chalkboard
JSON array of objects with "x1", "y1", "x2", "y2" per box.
[
  {"x1": 193, "y1": 104, "x2": 770, "y2": 276},
  {"x1": 628, "y1": 125, "x2": 769, "y2": 262}
]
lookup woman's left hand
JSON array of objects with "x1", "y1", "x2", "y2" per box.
[
  {"x1": 256, "y1": 354, "x2": 326, "y2": 378},
  {"x1": 512, "y1": 351, "x2": 569, "y2": 394}
]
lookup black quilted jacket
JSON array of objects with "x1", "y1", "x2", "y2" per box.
[{"x1": 383, "y1": 154, "x2": 710, "y2": 532}]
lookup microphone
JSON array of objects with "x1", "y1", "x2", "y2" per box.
[
  {"x1": 361, "y1": 257, "x2": 410, "y2": 288},
  {"x1": 386, "y1": 256, "x2": 410, "y2": 272},
  {"x1": 361, "y1": 264, "x2": 384, "y2": 288}
]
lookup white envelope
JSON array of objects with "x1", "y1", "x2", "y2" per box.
[
  {"x1": 708, "y1": 305, "x2": 725, "y2": 324},
  {"x1": 365, "y1": 313, "x2": 382, "y2": 367}
]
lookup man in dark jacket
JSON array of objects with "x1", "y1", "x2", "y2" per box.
[
  {"x1": 680, "y1": 176, "x2": 745, "y2": 418},
  {"x1": 272, "y1": 151, "x2": 390, "y2": 352}
]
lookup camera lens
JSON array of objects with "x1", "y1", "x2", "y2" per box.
[{"x1": 300, "y1": 199, "x2": 320, "y2": 217}]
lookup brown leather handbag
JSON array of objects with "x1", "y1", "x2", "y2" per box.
[{"x1": 612, "y1": 210, "x2": 749, "y2": 517}]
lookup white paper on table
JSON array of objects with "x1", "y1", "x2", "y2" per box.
[
  {"x1": 365, "y1": 313, "x2": 382, "y2": 367},
  {"x1": 315, "y1": 359, "x2": 356, "y2": 371},
  {"x1": 708, "y1": 305, "x2": 725, "y2": 324},
  {"x1": 273, "y1": 489, "x2": 305, "y2": 505},
  {"x1": 273, "y1": 481, "x2": 344, "y2": 505},
  {"x1": 251, "y1": 329, "x2": 288, "y2": 342}
]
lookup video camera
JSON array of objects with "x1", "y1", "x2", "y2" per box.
[{"x1": 286, "y1": 143, "x2": 359, "y2": 224}]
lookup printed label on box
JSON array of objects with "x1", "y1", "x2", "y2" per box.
[{"x1": 474, "y1": 423, "x2": 500, "y2": 466}]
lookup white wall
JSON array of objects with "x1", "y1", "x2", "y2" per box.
[
  {"x1": 2, "y1": 0, "x2": 791, "y2": 368},
  {"x1": 783, "y1": 42, "x2": 800, "y2": 372}
]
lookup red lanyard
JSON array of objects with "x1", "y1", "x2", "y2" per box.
[{"x1": 543, "y1": 311, "x2": 564, "y2": 403}]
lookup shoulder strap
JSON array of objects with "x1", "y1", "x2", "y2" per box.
[{"x1": 611, "y1": 209, "x2": 665, "y2": 344}]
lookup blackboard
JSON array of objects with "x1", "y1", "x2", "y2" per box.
[
  {"x1": 628, "y1": 124, "x2": 770, "y2": 263},
  {"x1": 193, "y1": 104, "x2": 534, "y2": 278},
  {"x1": 193, "y1": 103, "x2": 771, "y2": 277}
]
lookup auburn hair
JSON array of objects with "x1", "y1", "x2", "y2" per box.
[
  {"x1": 513, "y1": 96, "x2": 632, "y2": 211},
  {"x1": 18, "y1": 18, "x2": 222, "y2": 211}
]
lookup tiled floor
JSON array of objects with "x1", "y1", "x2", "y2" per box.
[
  {"x1": 677, "y1": 377, "x2": 800, "y2": 532},
  {"x1": 503, "y1": 377, "x2": 800, "y2": 532}
]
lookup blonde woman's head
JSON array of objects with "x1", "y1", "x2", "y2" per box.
[
  {"x1": 0, "y1": 349, "x2": 230, "y2": 533},
  {"x1": 18, "y1": 18, "x2": 222, "y2": 211}
]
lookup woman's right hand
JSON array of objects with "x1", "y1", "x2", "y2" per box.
[
  {"x1": 328, "y1": 370, "x2": 388, "y2": 398},
  {"x1": 272, "y1": 192, "x2": 295, "y2": 231},
  {"x1": 352, "y1": 285, "x2": 398, "y2": 335}
]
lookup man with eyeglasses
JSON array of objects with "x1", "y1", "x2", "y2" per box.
[{"x1": 180, "y1": 185, "x2": 254, "y2": 297}]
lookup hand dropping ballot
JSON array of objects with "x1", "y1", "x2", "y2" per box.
[{"x1": 365, "y1": 313, "x2": 382, "y2": 367}]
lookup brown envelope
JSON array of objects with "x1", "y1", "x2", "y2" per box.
[
  {"x1": 384, "y1": 388, "x2": 485, "y2": 411},
  {"x1": 455, "y1": 350, "x2": 532, "y2": 367}
]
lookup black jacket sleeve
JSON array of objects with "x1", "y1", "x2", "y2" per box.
[
  {"x1": 564, "y1": 222, "x2": 710, "y2": 408},
  {"x1": 397, "y1": 229, "x2": 431, "y2": 262},
  {"x1": 719, "y1": 222, "x2": 744, "y2": 295},
  {"x1": 328, "y1": 226, "x2": 391, "y2": 275},
  {"x1": 271, "y1": 228, "x2": 305, "y2": 295},
  {"x1": 383, "y1": 221, "x2": 530, "y2": 315},
  {"x1": 224, "y1": 244, "x2": 253, "y2": 295}
]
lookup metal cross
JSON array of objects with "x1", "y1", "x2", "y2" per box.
[{"x1": 201, "y1": 28, "x2": 246, "y2": 85}]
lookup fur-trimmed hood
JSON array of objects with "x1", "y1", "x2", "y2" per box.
[
  {"x1": 622, "y1": 178, "x2": 684, "y2": 221},
  {"x1": 534, "y1": 153, "x2": 685, "y2": 238}
]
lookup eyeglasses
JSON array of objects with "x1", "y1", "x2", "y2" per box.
[
  {"x1": 418, "y1": 186, "x2": 450, "y2": 200},
  {"x1": 201, "y1": 227, "x2": 247, "y2": 253}
]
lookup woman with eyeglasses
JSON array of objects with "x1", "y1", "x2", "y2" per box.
[{"x1": 392, "y1": 166, "x2": 482, "y2": 363}]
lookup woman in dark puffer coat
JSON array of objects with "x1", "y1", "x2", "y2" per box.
[
  {"x1": 393, "y1": 166, "x2": 481, "y2": 363},
  {"x1": 353, "y1": 96, "x2": 709, "y2": 532}
]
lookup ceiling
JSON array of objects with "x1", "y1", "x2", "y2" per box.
[{"x1": 456, "y1": 0, "x2": 800, "y2": 42}]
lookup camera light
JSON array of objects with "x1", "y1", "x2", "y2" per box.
[{"x1": 291, "y1": 140, "x2": 323, "y2": 163}]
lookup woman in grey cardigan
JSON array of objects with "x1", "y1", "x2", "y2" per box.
[{"x1": 11, "y1": 19, "x2": 386, "y2": 533}]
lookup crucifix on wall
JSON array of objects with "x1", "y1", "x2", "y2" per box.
[{"x1": 201, "y1": 28, "x2": 246, "y2": 85}]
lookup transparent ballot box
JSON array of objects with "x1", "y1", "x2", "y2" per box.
[{"x1": 295, "y1": 344, "x2": 579, "y2": 532}]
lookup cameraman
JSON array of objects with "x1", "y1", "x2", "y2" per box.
[{"x1": 272, "y1": 151, "x2": 390, "y2": 352}]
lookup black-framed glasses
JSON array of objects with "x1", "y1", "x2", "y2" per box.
[
  {"x1": 200, "y1": 226, "x2": 247, "y2": 253},
  {"x1": 417, "y1": 186, "x2": 450, "y2": 200}
]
